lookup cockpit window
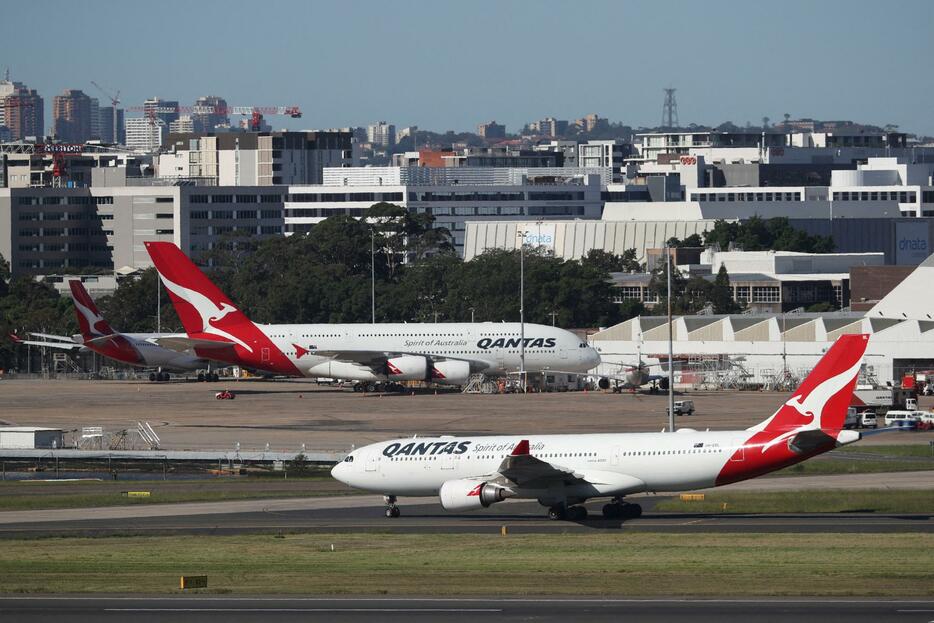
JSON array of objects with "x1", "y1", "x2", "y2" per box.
[{"x1": 343, "y1": 455, "x2": 354, "y2": 463}]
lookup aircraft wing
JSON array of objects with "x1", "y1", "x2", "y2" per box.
[
  {"x1": 494, "y1": 440, "x2": 588, "y2": 489},
  {"x1": 9, "y1": 334, "x2": 83, "y2": 350},
  {"x1": 310, "y1": 349, "x2": 489, "y2": 372},
  {"x1": 152, "y1": 336, "x2": 238, "y2": 356},
  {"x1": 27, "y1": 332, "x2": 76, "y2": 342},
  {"x1": 492, "y1": 440, "x2": 645, "y2": 496}
]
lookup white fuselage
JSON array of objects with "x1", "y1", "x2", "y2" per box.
[
  {"x1": 333, "y1": 430, "x2": 757, "y2": 498},
  {"x1": 257, "y1": 322, "x2": 600, "y2": 381}
]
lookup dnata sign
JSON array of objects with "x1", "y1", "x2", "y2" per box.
[
  {"x1": 895, "y1": 222, "x2": 930, "y2": 265},
  {"x1": 517, "y1": 224, "x2": 557, "y2": 249}
]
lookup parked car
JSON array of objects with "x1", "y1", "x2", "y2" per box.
[{"x1": 860, "y1": 411, "x2": 878, "y2": 429}]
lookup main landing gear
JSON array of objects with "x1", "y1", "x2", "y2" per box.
[
  {"x1": 602, "y1": 498, "x2": 642, "y2": 519},
  {"x1": 149, "y1": 371, "x2": 170, "y2": 382},
  {"x1": 384, "y1": 495, "x2": 401, "y2": 518},
  {"x1": 197, "y1": 372, "x2": 220, "y2": 382},
  {"x1": 547, "y1": 504, "x2": 588, "y2": 521}
]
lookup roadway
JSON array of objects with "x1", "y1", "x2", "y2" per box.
[
  {"x1": 0, "y1": 471, "x2": 931, "y2": 537},
  {"x1": 2, "y1": 597, "x2": 933, "y2": 622}
]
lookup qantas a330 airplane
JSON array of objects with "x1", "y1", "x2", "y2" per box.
[
  {"x1": 144, "y1": 241, "x2": 600, "y2": 387},
  {"x1": 10, "y1": 280, "x2": 211, "y2": 381},
  {"x1": 332, "y1": 334, "x2": 870, "y2": 520}
]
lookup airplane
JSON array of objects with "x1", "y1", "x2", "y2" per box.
[
  {"x1": 332, "y1": 333, "x2": 870, "y2": 520},
  {"x1": 144, "y1": 241, "x2": 601, "y2": 388},
  {"x1": 596, "y1": 354, "x2": 669, "y2": 392},
  {"x1": 9, "y1": 280, "x2": 215, "y2": 382}
]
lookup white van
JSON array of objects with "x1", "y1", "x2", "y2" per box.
[{"x1": 883, "y1": 410, "x2": 923, "y2": 427}]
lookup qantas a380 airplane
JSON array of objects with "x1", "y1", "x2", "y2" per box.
[
  {"x1": 333, "y1": 334, "x2": 870, "y2": 520},
  {"x1": 10, "y1": 280, "x2": 211, "y2": 381},
  {"x1": 145, "y1": 241, "x2": 600, "y2": 387}
]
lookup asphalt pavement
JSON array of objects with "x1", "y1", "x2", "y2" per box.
[{"x1": 2, "y1": 597, "x2": 933, "y2": 622}]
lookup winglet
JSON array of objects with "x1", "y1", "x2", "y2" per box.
[
  {"x1": 511, "y1": 440, "x2": 530, "y2": 456},
  {"x1": 8, "y1": 332, "x2": 21, "y2": 343}
]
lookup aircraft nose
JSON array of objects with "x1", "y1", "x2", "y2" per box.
[
  {"x1": 330, "y1": 460, "x2": 346, "y2": 483},
  {"x1": 587, "y1": 347, "x2": 601, "y2": 368}
]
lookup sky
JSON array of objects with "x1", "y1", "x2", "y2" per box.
[{"x1": 5, "y1": 0, "x2": 934, "y2": 136}]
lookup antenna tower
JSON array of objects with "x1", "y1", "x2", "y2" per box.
[{"x1": 661, "y1": 88, "x2": 679, "y2": 129}]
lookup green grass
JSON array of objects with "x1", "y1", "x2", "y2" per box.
[
  {"x1": 0, "y1": 533, "x2": 930, "y2": 596},
  {"x1": 773, "y1": 458, "x2": 934, "y2": 476},
  {"x1": 836, "y1": 444, "x2": 934, "y2": 458},
  {"x1": 0, "y1": 476, "x2": 349, "y2": 511},
  {"x1": 655, "y1": 489, "x2": 934, "y2": 514}
]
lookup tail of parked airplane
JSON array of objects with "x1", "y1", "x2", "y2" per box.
[
  {"x1": 144, "y1": 241, "x2": 258, "y2": 352},
  {"x1": 68, "y1": 280, "x2": 115, "y2": 338},
  {"x1": 144, "y1": 242, "x2": 300, "y2": 376},
  {"x1": 717, "y1": 333, "x2": 869, "y2": 485}
]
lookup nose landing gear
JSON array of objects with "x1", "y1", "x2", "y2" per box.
[{"x1": 383, "y1": 495, "x2": 401, "y2": 518}]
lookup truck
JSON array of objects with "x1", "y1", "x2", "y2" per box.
[{"x1": 850, "y1": 385, "x2": 917, "y2": 414}]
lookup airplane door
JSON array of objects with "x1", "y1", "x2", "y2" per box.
[
  {"x1": 261, "y1": 347, "x2": 271, "y2": 363},
  {"x1": 366, "y1": 454, "x2": 379, "y2": 472},
  {"x1": 441, "y1": 454, "x2": 455, "y2": 470},
  {"x1": 730, "y1": 439, "x2": 745, "y2": 462},
  {"x1": 611, "y1": 446, "x2": 621, "y2": 466},
  {"x1": 559, "y1": 347, "x2": 568, "y2": 360}
]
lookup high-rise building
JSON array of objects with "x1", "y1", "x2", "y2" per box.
[
  {"x1": 192, "y1": 96, "x2": 229, "y2": 133},
  {"x1": 143, "y1": 97, "x2": 179, "y2": 129},
  {"x1": 98, "y1": 106, "x2": 125, "y2": 144},
  {"x1": 367, "y1": 121, "x2": 396, "y2": 147},
  {"x1": 53, "y1": 89, "x2": 94, "y2": 143},
  {"x1": 125, "y1": 117, "x2": 163, "y2": 152},
  {"x1": 169, "y1": 115, "x2": 194, "y2": 134},
  {"x1": 477, "y1": 120, "x2": 506, "y2": 139},
  {"x1": 89, "y1": 97, "x2": 101, "y2": 140},
  {"x1": 0, "y1": 80, "x2": 44, "y2": 141}
]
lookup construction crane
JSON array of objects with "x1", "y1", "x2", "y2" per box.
[
  {"x1": 90, "y1": 82, "x2": 121, "y2": 143},
  {"x1": 125, "y1": 103, "x2": 302, "y2": 131}
]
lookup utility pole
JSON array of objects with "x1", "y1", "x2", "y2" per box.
[
  {"x1": 517, "y1": 228, "x2": 526, "y2": 393},
  {"x1": 666, "y1": 245, "x2": 675, "y2": 433},
  {"x1": 370, "y1": 229, "x2": 376, "y2": 324}
]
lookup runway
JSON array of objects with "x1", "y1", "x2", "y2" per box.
[
  {"x1": 2, "y1": 597, "x2": 933, "y2": 622},
  {"x1": 0, "y1": 493, "x2": 930, "y2": 537}
]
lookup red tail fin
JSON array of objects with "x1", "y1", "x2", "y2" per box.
[
  {"x1": 143, "y1": 242, "x2": 300, "y2": 377},
  {"x1": 754, "y1": 333, "x2": 869, "y2": 434},
  {"x1": 69, "y1": 280, "x2": 114, "y2": 338},
  {"x1": 144, "y1": 242, "x2": 255, "y2": 343}
]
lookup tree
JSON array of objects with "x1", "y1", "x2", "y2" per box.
[
  {"x1": 366, "y1": 203, "x2": 454, "y2": 279},
  {"x1": 711, "y1": 265, "x2": 742, "y2": 314},
  {"x1": 703, "y1": 217, "x2": 834, "y2": 253},
  {"x1": 581, "y1": 249, "x2": 641, "y2": 273}
]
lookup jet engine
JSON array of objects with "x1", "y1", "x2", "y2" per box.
[
  {"x1": 385, "y1": 355, "x2": 428, "y2": 381},
  {"x1": 430, "y1": 360, "x2": 471, "y2": 385},
  {"x1": 439, "y1": 478, "x2": 512, "y2": 511}
]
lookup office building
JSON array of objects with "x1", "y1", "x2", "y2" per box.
[
  {"x1": 192, "y1": 96, "x2": 229, "y2": 133},
  {"x1": 158, "y1": 130, "x2": 354, "y2": 186},
  {"x1": 477, "y1": 120, "x2": 506, "y2": 139},
  {"x1": 0, "y1": 184, "x2": 285, "y2": 275},
  {"x1": 285, "y1": 166, "x2": 608, "y2": 252},
  {"x1": 98, "y1": 106, "x2": 125, "y2": 144},
  {"x1": 52, "y1": 89, "x2": 93, "y2": 143},
  {"x1": 0, "y1": 80, "x2": 43, "y2": 141},
  {"x1": 125, "y1": 117, "x2": 163, "y2": 153},
  {"x1": 367, "y1": 121, "x2": 396, "y2": 147},
  {"x1": 143, "y1": 97, "x2": 180, "y2": 130}
]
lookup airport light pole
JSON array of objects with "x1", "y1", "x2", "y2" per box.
[
  {"x1": 370, "y1": 229, "x2": 376, "y2": 324},
  {"x1": 517, "y1": 228, "x2": 526, "y2": 393},
  {"x1": 666, "y1": 245, "x2": 675, "y2": 433}
]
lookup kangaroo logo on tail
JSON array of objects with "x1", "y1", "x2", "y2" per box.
[
  {"x1": 69, "y1": 281, "x2": 112, "y2": 337},
  {"x1": 158, "y1": 273, "x2": 254, "y2": 353},
  {"x1": 761, "y1": 357, "x2": 864, "y2": 453}
]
